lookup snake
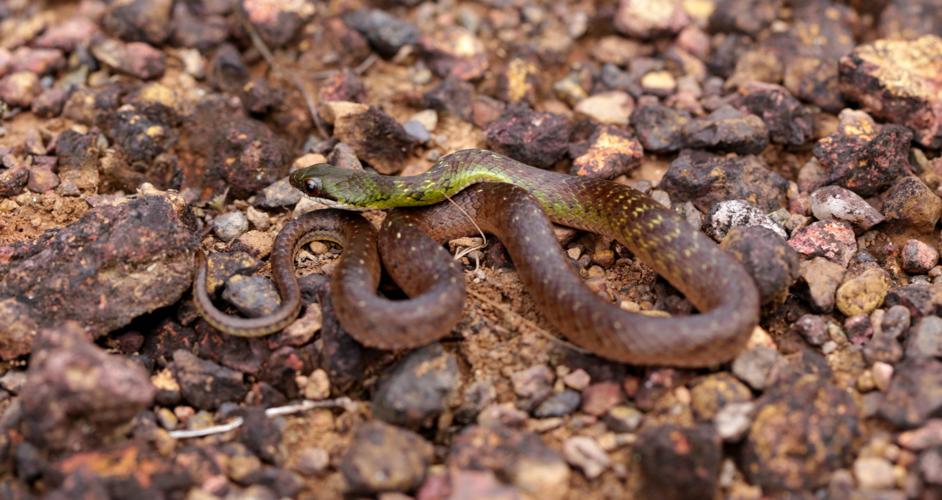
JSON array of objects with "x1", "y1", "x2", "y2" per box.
[{"x1": 195, "y1": 148, "x2": 760, "y2": 366}]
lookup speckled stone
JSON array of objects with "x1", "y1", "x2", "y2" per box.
[
  {"x1": 902, "y1": 239, "x2": 939, "y2": 275},
  {"x1": 835, "y1": 268, "x2": 891, "y2": 317},
  {"x1": 810, "y1": 185, "x2": 884, "y2": 230},
  {"x1": 788, "y1": 220, "x2": 857, "y2": 266}
]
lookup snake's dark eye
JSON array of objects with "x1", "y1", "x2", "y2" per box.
[{"x1": 305, "y1": 178, "x2": 321, "y2": 195}]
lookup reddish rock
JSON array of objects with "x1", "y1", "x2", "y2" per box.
[
  {"x1": 0, "y1": 71, "x2": 40, "y2": 107},
  {"x1": 839, "y1": 35, "x2": 942, "y2": 148},
  {"x1": 169, "y1": 2, "x2": 229, "y2": 49},
  {"x1": 33, "y1": 17, "x2": 100, "y2": 51},
  {"x1": 813, "y1": 124, "x2": 913, "y2": 197},
  {"x1": 682, "y1": 104, "x2": 769, "y2": 154},
  {"x1": 172, "y1": 349, "x2": 247, "y2": 410},
  {"x1": 902, "y1": 240, "x2": 939, "y2": 274},
  {"x1": 581, "y1": 382, "x2": 625, "y2": 416},
  {"x1": 485, "y1": 104, "x2": 572, "y2": 169},
  {"x1": 341, "y1": 421, "x2": 434, "y2": 494},
  {"x1": 788, "y1": 220, "x2": 857, "y2": 266},
  {"x1": 420, "y1": 27, "x2": 488, "y2": 81},
  {"x1": 708, "y1": 0, "x2": 781, "y2": 35},
  {"x1": 91, "y1": 38, "x2": 166, "y2": 80},
  {"x1": 879, "y1": 0, "x2": 942, "y2": 40},
  {"x1": 20, "y1": 323, "x2": 155, "y2": 452},
  {"x1": 10, "y1": 47, "x2": 64, "y2": 75},
  {"x1": 629, "y1": 102, "x2": 690, "y2": 153},
  {"x1": 569, "y1": 125, "x2": 642, "y2": 179}
]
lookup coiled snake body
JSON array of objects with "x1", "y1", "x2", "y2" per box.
[{"x1": 195, "y1": 149, "x2": 759, "y2": 367}]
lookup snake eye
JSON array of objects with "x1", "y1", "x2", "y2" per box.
[{"x1": 304, "y1": 178, "x2": 322, "y2": 196}]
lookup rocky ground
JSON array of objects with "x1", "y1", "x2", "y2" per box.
[{"x1": 0, "y1": 0, "x2": 941, "y2": 498}]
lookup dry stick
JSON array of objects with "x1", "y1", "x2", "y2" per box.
[
  {"x1": 168, "y1": 397, "x2": 357, "y2": 439},
  {"x1": 241, "y1": 17, "x2": 321, "y2": 135},
  {"x1": 442, "y1": 191, "x2": 487, "y2": 267}
]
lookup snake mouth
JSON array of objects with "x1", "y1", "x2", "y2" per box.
[{"x1": 303, "y1": 196, "x2": 371, "y2": 211}]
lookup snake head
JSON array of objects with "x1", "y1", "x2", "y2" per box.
[{"x1": 290, "y1": 164, "x2": 370, "y2": 210}]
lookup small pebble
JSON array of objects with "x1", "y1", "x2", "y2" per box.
[
  {"x1": 222, "y1": 275, "x2": 279, "y2": 318},
  {"x1": 581, "y1": 382, "x2": 624, "y2": 416},
  {"x1": 731, "y1": 346, "x2": 781, "y2": 390},
  {"x1": 883, "y1": 176, "x2": 942, "y2": 230},
  {"x1": 853, "y1": 456, "x2": 896, "y2": 490},
  {"x1": 902, "y1": 239, "x2": 939, "y2": 275},
  {"x1": 836, "y1": 268, "x2": 891, "y2": 317},
  {"x1": 799, "y1": 257, "x2": 846, "y2": 312},
  {"x1": 340, "y1": 421, "x2": 433, "y2": 494},
  {"x1": 603, "y1": 406, "x2": 643, "y2": 432},
  {"x1": 533, "y1": 390, "x2": 581, "y2": 418},
  {"x1": 294, "y1": 447, "x2": 330, "y2": 476},
  {"x1": 906, "y1": 316, "x2": 942, "y2": 359},
  {"x1": 708, "y1": 200, "x2": 787, "y2": 240},
  {"x1": 574, "y1": 91, "x2": 634, "y2": 126},
  {"x1": 810, "y1": 185, "x2": 884, "y2": 230},
  {"x1": 245, "y1": 206, "x2": 271, "y2": 230},
  {"x1": 872, "y1": 362, "x2": 894, "y2": 392},
  {"x1": 304, "y1": 369, "x2": 331, "y2": 401},
  {"x1": 792, "y1": 314, "x2": 829, "y2": 346},
  {"x1": 563, "y1": 436, "x2": 611, "y2": 479},
  {"x1": 213, "y1": 211, "x2": 249, "y2": 241},
  {"x1": 715, "y1": 402, "x2": 755, "y2": 442},
  {"x1": 563, "y1": 369, "x2": 591, "y2": 390}
]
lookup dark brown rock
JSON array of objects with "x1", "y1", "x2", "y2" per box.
[
  {"x1": 180, "y1": 97, "x2": 292, "y2": 199},
  {"x1": 172, "y1": 349, "x2": 247, "y2": 410},
  {"x1": 447, "y1": 424, "x2": 569, "y2": 497},
  {"x1": 882, "y1": 176, "x2": 942, "y2": 231},
  {"x1": 486, "y1": 104, "x2": 572, "y2": 169},
  {"x1": 169, "y1": 2, "x2": 229, "y2": 49},
  {"x1": 880, "y1": 357, "x2": 942, "y2": 429},
  {"x1": 902, "y1": 239, "x2": 939, "y2": 274},
  {"x1": 813, "y1": 124, "x2": 913, "y2": 197},
  {"x1": 32, "y1": 86, "x2": 71, "y2": 118},
  {"x1": 637, "y1": 425, "x2": 722, "y2": 500},
  {"x1": 884, "y1": 282, "x2": 942, "y2": 318},
  {"x1": 0, "y1": 166, "x2": 28, "y2": 197},
  {"x1": 91, "y1": 38, "x2": 166, "y2": 80},
  {"x1": 743, "y1": 374, "x2": 860, "y2": 490},
  {"x1": 568, "y1": 125, "x2": 642, "y2": 179},
  {"x1": 343, "y1": 9, "x2": 418, "y2": 59},
  {"x1": 322, "y1": 102, "x2": 416, "y2": 175},
  {"x1": 318, "y1": 70, "x2": 366, "y2": 104},
  {"x1": 0, "y1": 193, "x2": 198, "y2": 356},
  {"x1": 422, "y1": 77, "x2": 475, "y2": 121},
  {"x1": 683, "y1": 105, "x2": 769, "y2": 154},
  {"x1": 102, "y1": 0, "x2": 173, "y2": 45},
  {"x1": 341, "y1": 421, "x2": 434, "y2": 494},
  {"x1": 660, "y1": 150, "x2": 788, "y2": 213},
  {"x1": 49, "y1": 443, "x2": 192, "y2": 497},
  {"x1": 738, "y1": 82, "x2": 814, "y2": 147},
  {"x1": 372, "y1": 344, "x2": 459, "y2": 429},
  {"x1": 879, "y1": 0, "x2": 942, "y2": 40},
  {"x1": 839, "y1": 35, "x2": 942, "y2": 148},
  {"x1": 241, "y1": 0, "x2": 311, "y2": 49},
  {"x1": 629, "y1": 102, "x2": 690, "y2": 153},
  {"x1": 20, "y1": 323, "x2": 155, "y2": 452},
  {"x1": 708, "y1": 0, "x2": 781, "y2": 35},
  {"x1": 722, "y1": 226, "x2": 799, "y2": 304}
]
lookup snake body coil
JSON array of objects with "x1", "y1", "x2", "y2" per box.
[{"x1": 196, "y1": 149, "x2": 760, "y2": 366}]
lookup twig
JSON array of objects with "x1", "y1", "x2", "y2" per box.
[
  {"x1": 241, "y1": 17, "x2": 320, "y2": 136},
  {"x1": 168, "y1": 397, "x2": 357, "y2": 439},
  {"x1": 443, "y1": 191, "x2": 487, "y2": 265},
  {"x1": 466, "y1": 288, "x2": 589, "y2": 354}
]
